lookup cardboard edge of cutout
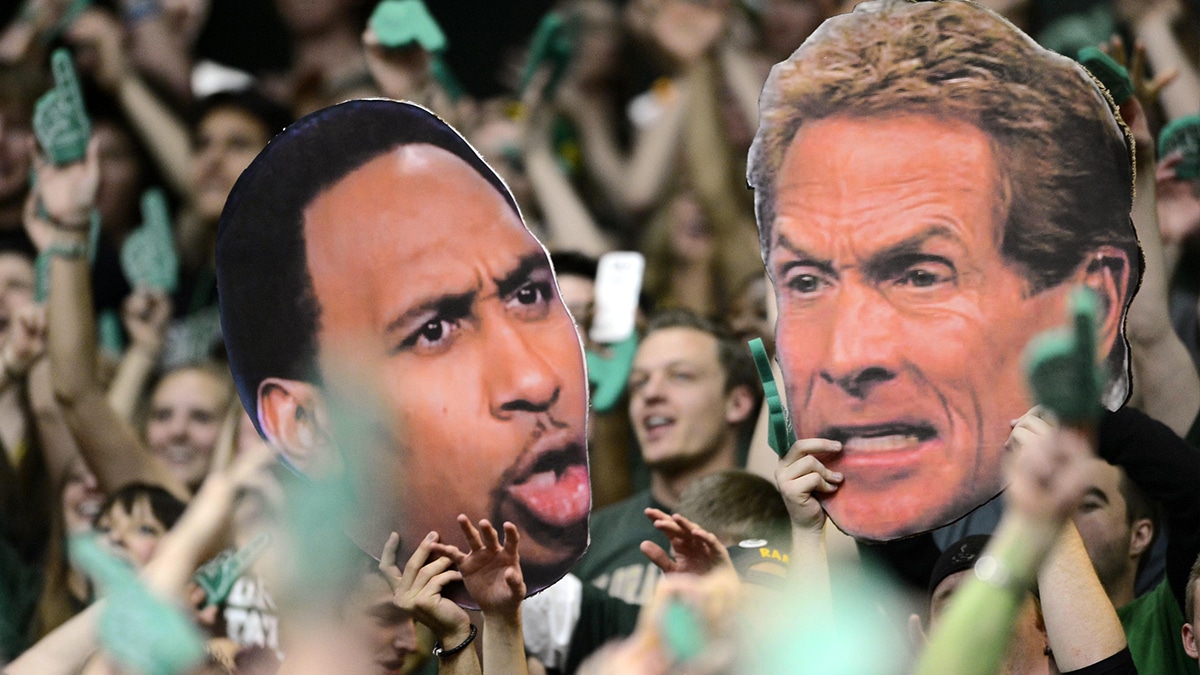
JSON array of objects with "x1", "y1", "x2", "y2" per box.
[{"x1": 746, "y1": 0, "x2": 1141, "y2": 542}]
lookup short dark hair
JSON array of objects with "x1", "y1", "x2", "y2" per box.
[
  {"x1": 644, "y1": 309, "x2": 762, "y2": 406},
  {"x1": 676, "y1": 470, "x2": 791, "y2": 546},
  {"x1": 1118, "y1": 471, "x2": 1162, "y2": 576},
  {"x1": 217, "y1": 100, "x2": 519, "y2": 435},
  {"x1": 95, "y1": 482, "x2": 187, "y2": 531}
]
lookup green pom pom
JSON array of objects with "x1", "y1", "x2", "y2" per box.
[{"x1": 369, "y1": 0, "x2": 446, "y2": 51}]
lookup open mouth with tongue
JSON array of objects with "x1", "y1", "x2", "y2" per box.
[{"x1": 494, "y1": 427, "x2": 590, "y2": 560}]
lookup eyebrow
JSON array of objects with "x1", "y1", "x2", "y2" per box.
[
  {"x1": 775, "y1": 225, "x2": 961, "y2": 277},
  {"x1": 494, "y1": 252, "x2": 550, "y2": 298},
  {"x1": 381, "y1": 252, "x2": 549, "y2": 339},
  {"x1": 383, "y1": 289, "x2": 477, "y2": 338}
]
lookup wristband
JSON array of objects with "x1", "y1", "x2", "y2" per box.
[
  {"x1": 974, "y1": 554, "x2": 1028, "y2": 592},
  {"x1": 44, "y1": 240, "x2": 90, "y2": 259},
  {"x1": 432, "y1": 624, "x2": 476, "y2": 658}
]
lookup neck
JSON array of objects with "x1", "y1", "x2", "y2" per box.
[
  {"x1": 649, "y1": 439, "x2": 737, "y2": 510},
  {"x1": 1106, "y1": 571, "x2": 1137, "y2": 610}
]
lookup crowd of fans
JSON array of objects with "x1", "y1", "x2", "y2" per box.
[{"x1": 1, "y1": 0, "x2": 1200, "y2": 672}]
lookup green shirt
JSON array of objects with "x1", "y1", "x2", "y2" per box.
[{"x1": 1118, "y1": 579, "x2": 1195, "y2": 675}]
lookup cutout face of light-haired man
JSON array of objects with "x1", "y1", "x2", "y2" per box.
[
  {"x1": 217, "y1": 101, "x2": 590, "y2": 604},
  {"x1": 747, "y1": 0, "x2": 1138, "y2": 541}
]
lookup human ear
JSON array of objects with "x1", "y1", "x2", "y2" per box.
[
  {"x1": 724, "y1": 384, "x2": 756, "y2": 426},
  {"x1": 1079, "y1": 245, "x2": 1131, "y2": 361},
  {"x1": 1183, "y1": 623, "x2": 1199, "y2": 659},
  {"x1": 257, "y1": 378, "x2": 340, "y2": 476},
  {"x1": 1128, "y1": 517, "x2": 1154, "y2": 560}
]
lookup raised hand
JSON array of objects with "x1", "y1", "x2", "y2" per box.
[
  {"x1": 430, "y1": 515, "x2": 525, "y2": 616},
  {"x1": 640, "y1": 508, "x2": 732, "y2": 576},
  {"x1": 1157, "y1": 152, "x2": 1200, "y2": 244},
  {"x1": 121, "y1": 289, "x2": 172, "y2": 354},
  {"x1": 1003, "y1": 407, "x2": 1094, "y2": 523},
  {"x1": 1, "y1": 304, "x2": 47, "y2": 378},
  {"x1": 775, "y1": 438, "x2": 843, "y2": 536},
  {"x1": 378, "y1": 530, "x2": 470, "y2": 641}
]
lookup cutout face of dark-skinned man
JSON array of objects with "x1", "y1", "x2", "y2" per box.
[{"x1": 220, "y1": 102, "x2": 591, "y2": 605}]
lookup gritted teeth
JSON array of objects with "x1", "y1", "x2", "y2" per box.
[{"x1": 821, "y1": 423, "x2": 938, "y2": 446}]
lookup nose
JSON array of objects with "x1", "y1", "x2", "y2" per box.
[
  {"x1": 393, "y1": 621, "x2": 418, "y2": 654},
  {"x1": 817, "y1": 282, "x2": 898, "y2": 399},
  {"x1": 487, "y1": 314, "x2": 562, "y2": 418}
]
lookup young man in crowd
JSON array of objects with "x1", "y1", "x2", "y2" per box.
[{"x1": 570, "y1": 309, "x2": 761, "y2": 605}]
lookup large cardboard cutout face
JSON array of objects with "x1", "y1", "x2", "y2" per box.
[
  {"x1": 216, "y1": 100, "x2": 590, "y2": 603},
  {"x1": 747, "y1": 0, "x2": 1139, "y2": 541}
]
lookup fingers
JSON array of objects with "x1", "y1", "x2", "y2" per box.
[
  {"x1": 379, "y1": 531, "x2": 401, "y2": 574},
  {"x1": 776, "y1": 439, "x2": 843, "y2": 490},
  {"x1": 401, "y1": 532, "x2": 437, "y2": 581},
  {"x1": 502, "y1": 521, "x2": 520, "y2": 557},
  {"x1": 478, "y1": 519, "x2": 501, "y2": 550},
  {"x1": 427, "y1": 541, "x2": 467, "y2": 566},
  {"x1": 779, "y1": 438, "x2": 842, "y2": 467},
  {"x1": 640, "y1": 540, "x2": 676, "y2": 574},
  {"x1": 456, "y1": 513, "x2": 485, "y2": 551}
]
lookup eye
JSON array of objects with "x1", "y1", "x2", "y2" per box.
[
  {"x1": 138, "y1": 525, "x2": 161, "y2": 536},
  {"x1": 505, "y1": 280, "x2": 552, "y2": 320},
  {"x1": 399, "y1": 317, "x2": 462, "y2": 354},
  {"x1": 779, "y1": 263, "x2": 835, "y2": 300},
  {"x1": 894, "y1": 263, "x2": 955, "y2": 289}
]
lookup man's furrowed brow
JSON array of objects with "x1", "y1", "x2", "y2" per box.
[
  {"x1": 384, "y1": 290, "x2": 475, "y2": 336},
  {"x1": 494, "y1": 252, "x2": 550, "y2": 297},
  {"x1": 860, "y1": 226, "x2": 960, "y2": 279},
  {"x1": 773, "y1": 232, "x2": 837, "y2": 277}
]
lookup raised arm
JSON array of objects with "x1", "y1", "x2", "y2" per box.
[
  {"x1": 33, "y1": 140, "x2": 186, "y2": 499},
  {"x1": 66, "y1": 8, "x2": 193, "y2": 196},
  {"x1": 1117, "y1": 89, "x2": 1200, "y2": 436},
  {"x1": 523, "y1": 90, "x2": 612, "y2": 258},
  {"x1": 380, "y1": 531, "x2": 481, "y2": 675},
  {"x1": 106, "y1": 289, "x2": 171, "y2": 422},
  {"x1": 915, "y1": 416, "x2": 1098, "y2": 675},
  {"x1": 775, "y1": 438, "x2": 844, "y2": 619},
  {"x1": 431, "y1": 516, "x2": 529, "y2": 675}
]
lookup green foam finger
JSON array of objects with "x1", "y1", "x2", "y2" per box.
[
  {"x1": 1076, "y1": 47, "x2": 1133, "y2": 105},
  {"x1": 193, "y1": 532, "x2": 271, "y2": 607},
  {"x1": 121, "y1": 188, "x2": 180, "y2": 292},
  {"x1": 749, "y1": 338, "x2": 795, "y2": 456},
  {"x1": 1024, "y1": 288, "x2": 1104, "y2": 426},
  {"x1": 1159, "y1": 115, "x2": 1200, "y2": 180},
  {"x1": 369, "y1": 0, "x2": 446, "y2": 51},
  {"x1": 586, "y1": 334, "x2": 638, "y2": 413},
  {"x1": 520, "y1": 11, "x2": 577, "y2": 98},
  {"x1": 34, "y1": 49, "x2": 92, "y2": 165},
  {"x1": 70, "y1": 536, "x2": 207, "y2": 675},
  {"x1": 660, "y1": 599, "x2": 704, "y2": 664}
]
